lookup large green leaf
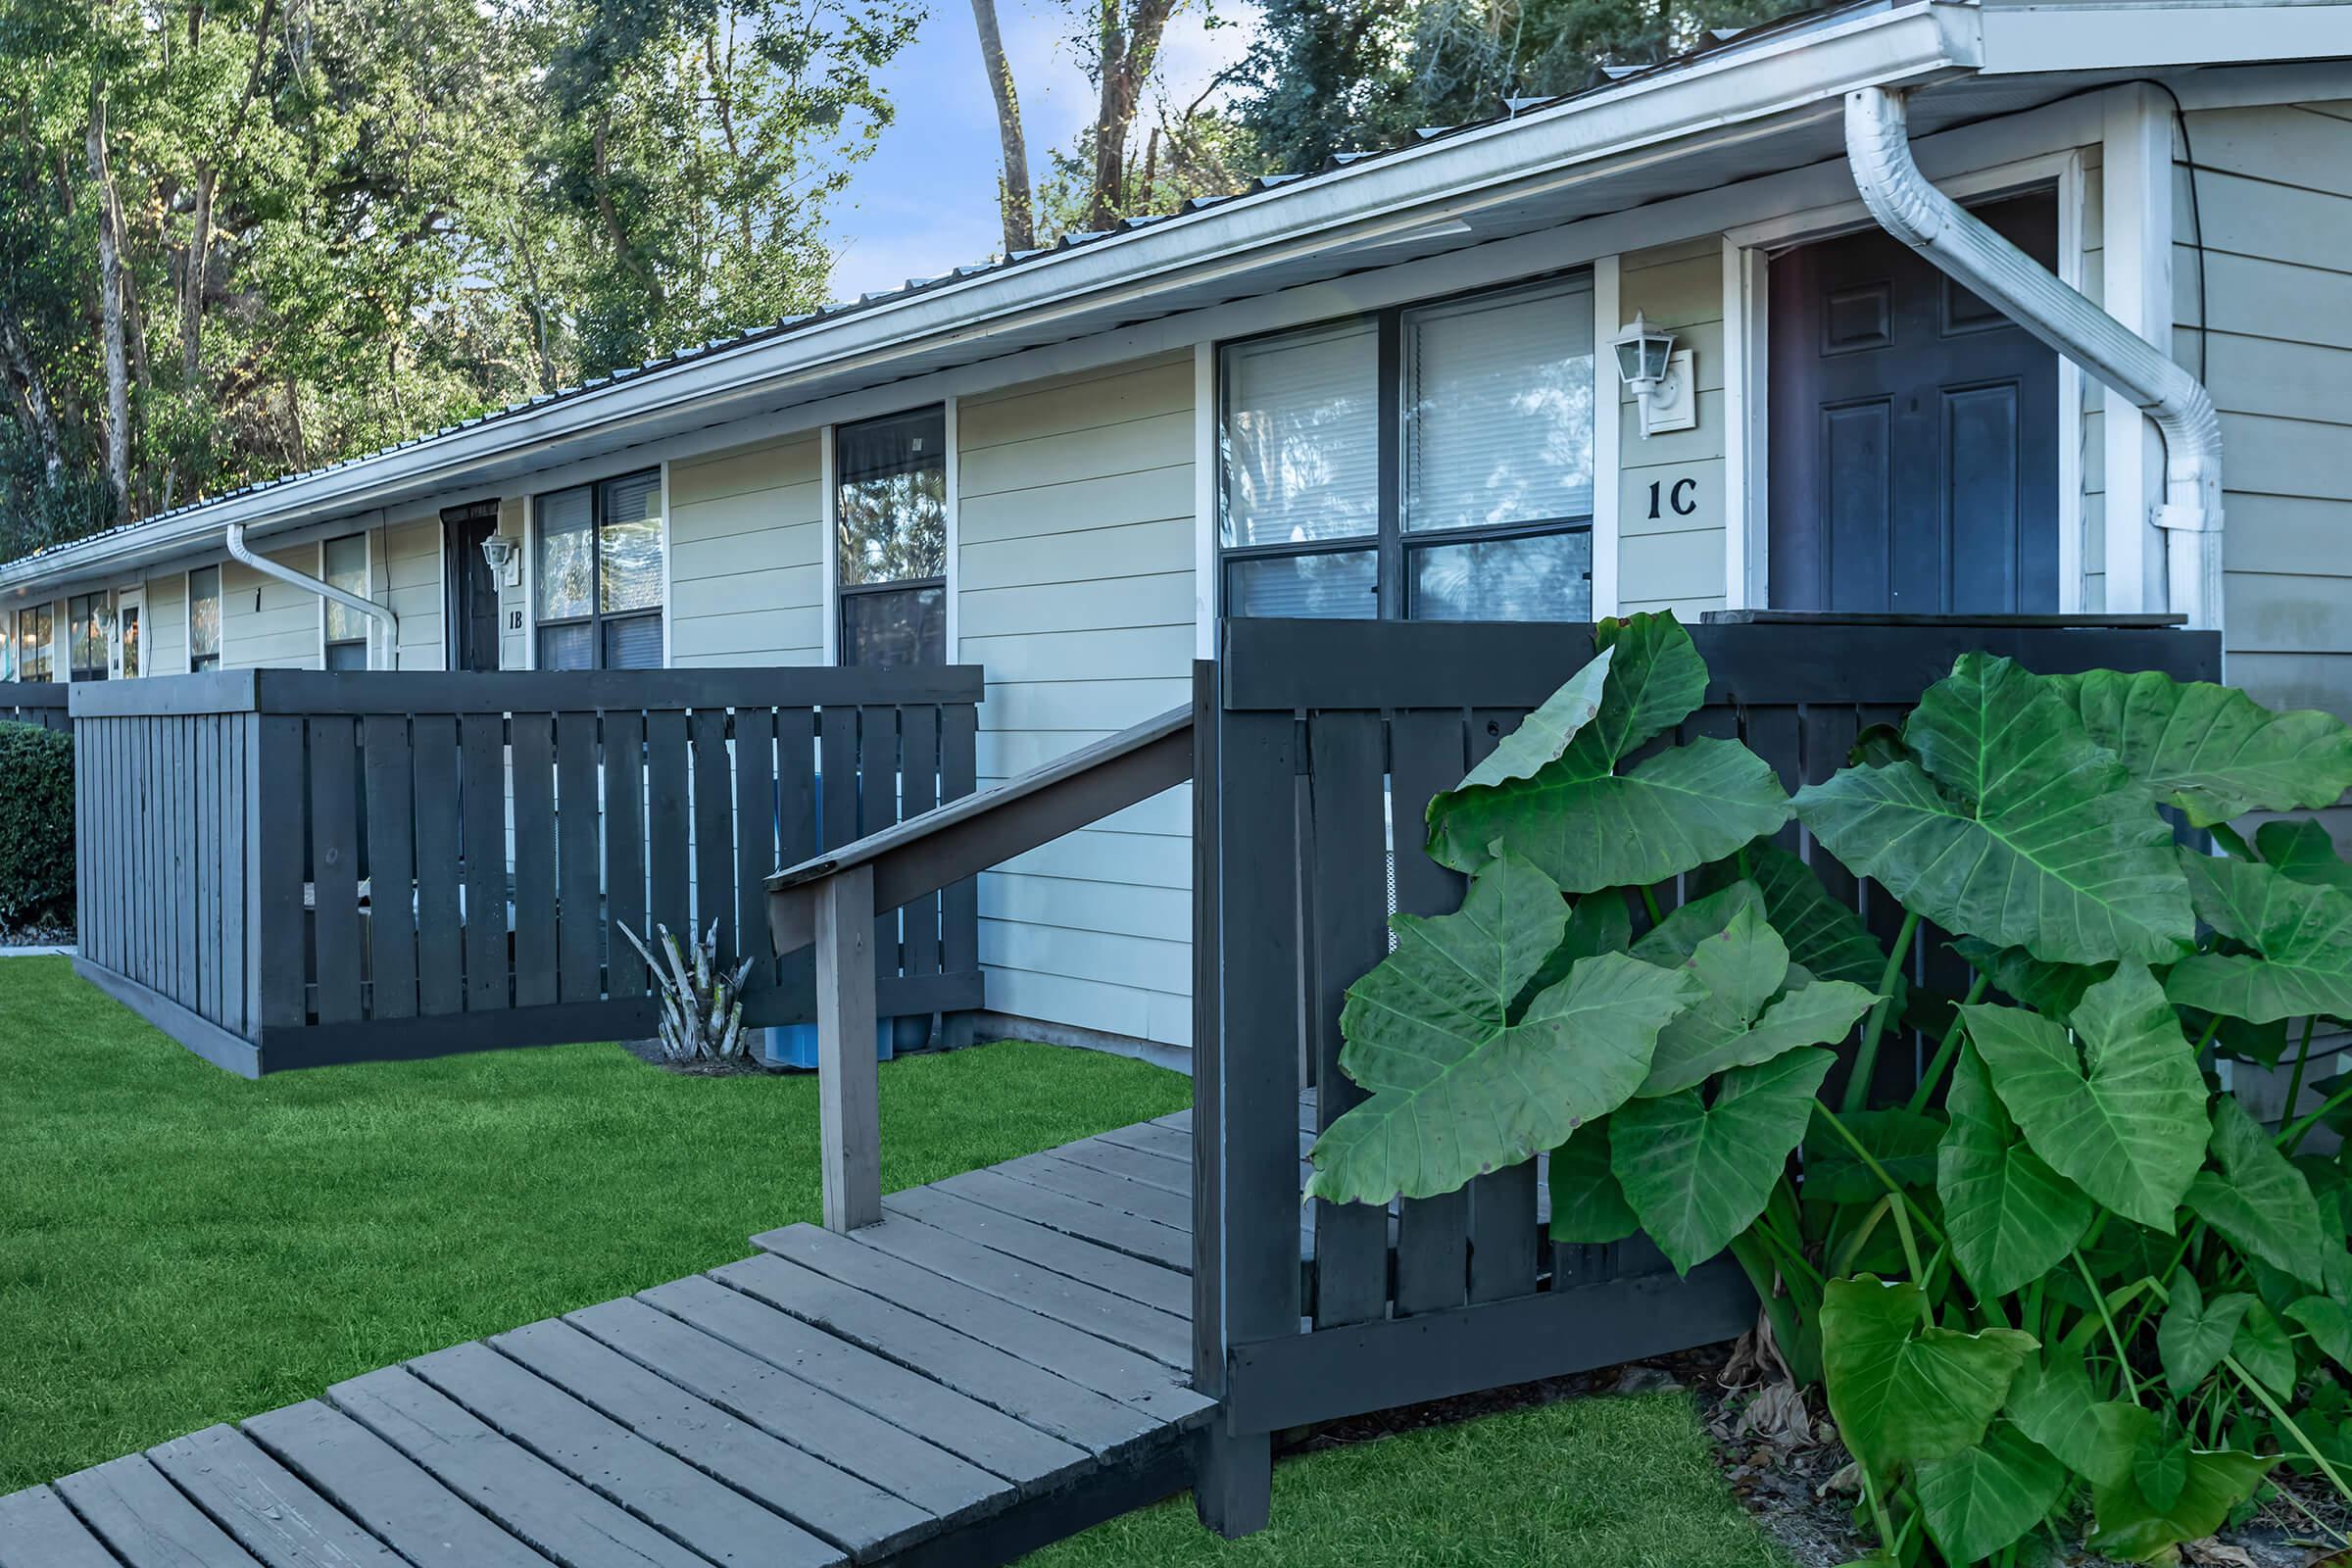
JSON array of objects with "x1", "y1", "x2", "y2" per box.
[
  {"x1": 1937, "y1": 1044, "x2": 2093, "y2": 1298},
  {"x1": 1702, "y1": 843, "x2": 1908, "y2": 1012},
  {"x1": 1819, "y1": 1276, "x2": 2036, "y2": 1476},
  {"x1": 1515, "y1": 890, "x2": 1636, "y2": 1012},
  {"x1": 2008, "y1": 1348, "x2": 2155, "y2": 1488},
  {"x1": 2183, "y1": 1097, "x2": 2328, "y2": 1289},
  {"x1": 1963, "y1": 962, "x2": 2209, "y2": 1232},
  {"x1": 1612, "y1": 1048, "x2": 1835, "y2": 1274},
  {"x1": 1454, "y1": 646, "x2": 1616, "y2": 793},
  {"x1": 2049, "y1": 667, "x2": 2352, "y2": 829},
  {"x1": 2289, "y1": 1296, "x2": 2352, "y2": 1373},
  {"x1": 1630, "y1": 881, "x2": 1764, "y2": 967},
  {"x1": 1426, "y1": 615, "x2": 1788, "y2": 891},
  {"x1": 2159, "y1": 1271, "x2": 2254, "y2": 1394},
  {"x1": 2234, "y1": 1298, "x2": 2295, "y2": 1396},
  {"x1": 1791, "y1": 655, "x2": 2192, "y2": 965},
  {"x1": 1637, "y1": 907, "x2": 1875, "y2": 1098},
  {"x1": 1307, "y1": 854, "x2": 1701, "y2": 1205},
  {"x1": 2166, "y1": 849, "x2": 2352, "y2": 1025},
  {"x1": 1546, "y1": 1116, "x2": 1639, "y2": 1245},
  {"x1": 1914, "y1": 1419, "x2": 2069, "y2": 1565},
  {"x1": 1431, "y1": 738, "x2": 1792, "y2": 895},
  {"x1": 2089, "y1": 1449, "x2": 2274, "y2": 1563},
  {"x1": 1807, "y1": 1105, "x2": 1945, "y2": 1204},
  {"x1": 1950, "y1": 936, "x2": 2112, "y2": 1018},
  {"x1": 2258, "y1": 818, "x2": 2352, "y2": 893}
]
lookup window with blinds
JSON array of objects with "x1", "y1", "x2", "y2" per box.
[
  {"x1": 535, "y1": 469, "x2": 664, "y2": 669},
  {"x1": 1217, "y1": 272, "x2": 1595, "y2": 624}
]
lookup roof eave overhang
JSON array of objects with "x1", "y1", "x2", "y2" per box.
[{"x1": 0, "y1": 0, "x2": 1983, "y2": 596}]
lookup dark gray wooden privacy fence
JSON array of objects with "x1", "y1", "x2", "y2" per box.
[
  {"x1": 70, "y1": 666, "x2": 982, "y2": 1076},
  {"x1": 1, "y1": 682, "x2": 69, "y2": 731},
  {"x1": 1188, "y1": 613, "x2": 2223, "y2": 1534}
]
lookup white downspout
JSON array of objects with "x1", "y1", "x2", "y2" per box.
[
  {"x1": 225, "y1": 522, "x2": 400, "y2": 668},
  {"x1": 1843, "y1": 86, "x2": 2223, "y2": 628}
]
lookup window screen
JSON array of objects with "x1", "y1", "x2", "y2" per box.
[
  {"x1": 1403, "y1": 280, "x2": 1596, "y2": 533},
  {"x1": 1220, "y1": 321, "x2": 1380, "y2": 550},
  {"x1": 68, "y1": 593, "x2": 107, "y2": 681},
  {"x1": 836, "y1": 409, "x2": 947, "y2": 666},
  {"x1": 17, "y1": 604, "x2": 51, "y2": 681},
  {"x1": 323, "y1": 533, "x2": 370, "y2": 665}
]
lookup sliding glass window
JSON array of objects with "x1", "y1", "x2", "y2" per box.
[
  {"x1": 15, "y1": 604, "x2": 51, "y2": 681},
  {"x1": 836, "y1": 407, "x2": 946, "y2": 667},
  {"x1": 68, "y1": 593, "x2": 107, "y2": 681},
  {"x1": 536, "y1": 469, "x2": 663, "y2": 669},
  {"x1": 1218, "y1": 272, "x2": 1595, "y2": 622},
  {"x1": 188, "y1": 566, "x2": 221, "y2": 671}
]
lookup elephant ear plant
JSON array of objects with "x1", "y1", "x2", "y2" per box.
[{"x1": 1303, "y1": 611, "x2": 2352, "y2": 1566}]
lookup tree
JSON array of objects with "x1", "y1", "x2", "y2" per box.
[
  {"x1": 1237, "y1": 0, "x2": 1778, "y2": 173},
  {"x1": 968, "y1": 0, "x2": 1035, "y2": 254}
]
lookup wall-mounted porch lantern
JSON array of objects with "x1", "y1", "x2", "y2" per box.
[
  {"x1": 1610, "y1": 311, "x2": 1696, "y2": 437},
  {"x1": 480, "y1": 532, "x2": 521, "y2": 587}
]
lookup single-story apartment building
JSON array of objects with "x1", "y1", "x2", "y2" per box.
[{"x1": 9, "y1": 0, "x2": 2352, "y2": 1063}]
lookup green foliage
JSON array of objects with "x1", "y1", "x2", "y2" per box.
[
  {"x1": 0, "y1": 722, "x2": 74, "y2": 929},
  {"x1": 1306, "y1": 612, "x2": 2352, "y2": 1564},
  {"x1": 2, "y1": 0, "x2": 914, "y2": 552}
]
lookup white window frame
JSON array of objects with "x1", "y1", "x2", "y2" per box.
[
  {"x1": 1721, "y1": 147, "x2": 2090, "y2": 614},
  {"x1": 186, "y1": 564, "x2": 223, "y2": 672},
  {"x1": 527, "y1": 467, "x2": 667, "y2": 670},
  {"x1": 318, "y1": 531, "x2": 374, "y2": 671},
  {"x1": 111, "y1": 583, "x2": 142, "y2": 678},
  {"x1": 827, "y1": 404, "x2": 953, "y2": 667}
]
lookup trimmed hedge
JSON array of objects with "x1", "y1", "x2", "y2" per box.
[{"x1": 0, "y1": 720, "x2": 73, "y2": 930}]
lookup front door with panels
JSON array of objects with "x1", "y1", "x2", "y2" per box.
[
  {"x1": 445, "y1": 502, "x2": 504, "y2": 672},
  {"x1": 1768, "y1": 193, "x2": 2061, "y2": 613}
]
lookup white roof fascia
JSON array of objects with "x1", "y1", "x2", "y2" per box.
[
  {"x1": 1977, "y1": 1, "x2": 2352, "y2": 74},
  {"x1": 0, "y1": 0, "x2": 1980, "y2": 596}
]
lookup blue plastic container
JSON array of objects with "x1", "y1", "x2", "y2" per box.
[{"x1": 761, "y1": 1015, "x2": 930, "y2": 1070}]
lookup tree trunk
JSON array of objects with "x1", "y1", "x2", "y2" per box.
[
  {"x1": 87, "y1": 76, "x2": 129, "y2": 516},
  {"x1": 968, "y1": 0, "x2": 1034, "y2": 254},
  {"x1": 185, "y1": 0, "x2": 279, "y2": 387},
  {"x1": 1084, "y1": 0, "x2": 1177, "y2": 232},
  {"x1": 0, "y1": 302, "x2": 63, "y2": 479}
]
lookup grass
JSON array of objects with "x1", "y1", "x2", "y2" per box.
[
  {"x1": 0, "y1": 956, "x2": 1190, "y2": 1492},
  {"x1": 1022, "y1": 1393, "x2": 1792, "y2": 1568}
]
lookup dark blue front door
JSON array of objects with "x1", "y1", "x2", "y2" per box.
[{"x1": 1767, "y1": 193, "x2": 2061, "y2": 613}]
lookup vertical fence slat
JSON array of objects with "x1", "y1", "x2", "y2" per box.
[
  {"x1": 1304, "y1": 710, "x2": 1390, "y2": 1329},
  {"x1": 254, "y1": 716, "x2": 308, "y2": 1033},
  {"x1": 511, "y1": 712, "x2": 559, "y2": 1008},
  {"x1": 647, "y1": 710, "x2": 691, "y2": 945},
  {"x1": 556, "y1": 712, "x2": 602, "y2": 1004},
  {"x1": 198, "y1": 716, "x2": 220, "y2": 1024},
  {"x1": 222, "y1": 716, "x2": 248, "y2": 1037},
  {"x1": 859, "y1": 706, "x2": 904, "y2": 988},
  {"x1": 1464, "y1": 705, "x2": 1541, "y2": 1306},
  {"x1": 772, "y1": 707, "x2": 818, "y2": 1005},
  {"x1": 365, "y1": 715, "x2": 418, "y2": 1020},
  {"x1": 817, "y1": 705, "x2": 858, "y2": 852},
  {"x1": 899, "y1": 706, "x2": 941, "y2": 980},
  {"x1": 411, "y1": 717, "x2": 464, "y2": 1016},
  {"x1": 179, "y1": 716, "x2": 198, "y2": 1007},
  {"x1": 1388, "y1": 707, "x2": 1473, "y2": 1317},
  {"x1": 309, "y1": 718, "x2": 364, "y2": 1024},
  {"x1": 939, "y1": 702, "x2": 980, "y2": 983},
  {"x1": 604, "y1": 710, "x2": 649, "y2": 999},
  {"x1": 733, "y1": 707, "x2": 777, "y2": 995},
  {"x1": 689, "y1": 708, "x2": 734, "y2": 961},
  {"x1": 459, "y1": 712, "x2": 508, "y2": 1012}
]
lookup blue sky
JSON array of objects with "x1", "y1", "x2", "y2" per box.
[{"x1": 824, "y1": 0, "x2": 1261, "y2": 301}]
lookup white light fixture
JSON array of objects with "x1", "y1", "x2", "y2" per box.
[
  {"x1": 1610, "y1": 311, "x2": 1696, "y2": 436},
  {"x1": 480, "y1": 534, "x2": 521, "y2": 586}
]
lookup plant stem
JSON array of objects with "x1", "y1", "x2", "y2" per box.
[
  {"x1": 1641, "y1": 884, "x2": 1664, "y2": 925},
  {"x1": 1812, "y1": 1103, "x2": 1950, "y2": 1251},
  {"x1": 2282, "y1": 1073, "x2": 2352, "y2": 1154},
  {"x1": 1885, "y1": 1181, "x2": 1927, "y2": 1289},
  {"x1": 1906, "y1": 972, "x2": 1990, "y2": 1114},
  {"x1": 2074, "y1": 1248, "x2": 2143, "y2": 1405},
  {"x1": 2282, "y1": 1013, "x2": 2319, "y2": 1133},
  {"x1": 1843, "y1": 909, "x2": 1921, "y2": 1114},
  {"x1": 2227, "y1": 1352, "x2": 2352, "y2": 1507}
]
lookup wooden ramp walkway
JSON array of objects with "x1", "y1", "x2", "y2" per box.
[{"x1": 0, "y1": 1108, "x2": 1228, "y2": 1568}]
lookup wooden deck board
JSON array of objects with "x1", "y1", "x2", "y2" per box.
[
  {"x1": 53, "y1": 1454, "x2": 269, "y2": 1568},
  {"x1": 146, "y1": 1424, "x2": 409, "y2": 1568},
  {"x1": 756, "y1": 1223, "x2": 1207, "y2": 1413},
  {"x1": 490, "y1": 1319, "x2": 938, "y2": 1562},
  {"x1": 882, "y1": 1185, "x2": 1194, "y2": 1317},
  {"x1": 240, "y1": 1399, "x2": 557, "y2": 1568},
  {"x1": 996, "y1": 1152, "x2": 1199, "y2": 1232},
  {"x1": 0, "y1": 1484, "x2": 130, "y2": 1568},
  {"x1": 1047, "y1": 1136, "x2": 1192, "y2": 1196},
  {"x1": 934, "y1": 1167, "x2": 1193, "y2": 1272}
]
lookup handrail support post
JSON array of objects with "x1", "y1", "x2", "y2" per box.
[{"x1": 816, "y1": 862, "x2": 883, "y2": 1232}]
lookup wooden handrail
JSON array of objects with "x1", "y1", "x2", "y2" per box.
[{"x1": 769, "y1": 704, "x2": 1195, "y2": 1232}]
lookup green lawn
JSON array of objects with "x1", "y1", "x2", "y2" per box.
[
  {"x1": 1026, "y1": 1394, "x2": 1791, "y2": 1568},
  {"x1": 0, "y1": 956, "x2": 1189, "y2": 1491}
]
